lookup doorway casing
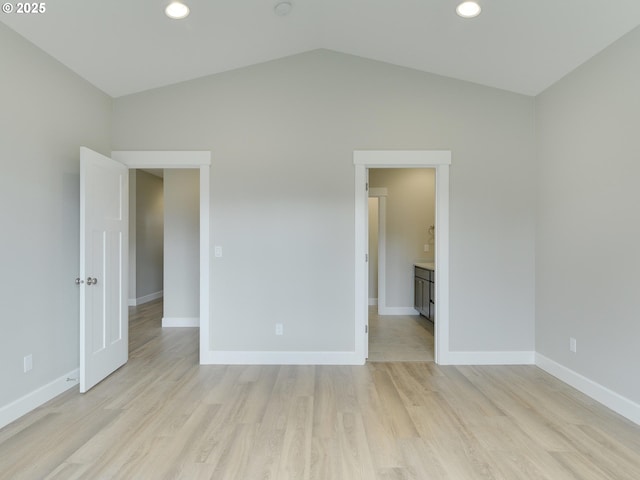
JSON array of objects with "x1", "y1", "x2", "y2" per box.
[
  {"x1": 354, "y1": 150, "x2": 451, "y2": 364},
  {"x1": 112, "y1": 151, "x2": 211, "y2": 363}
]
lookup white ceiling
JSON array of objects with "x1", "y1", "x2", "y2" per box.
[{"x1": 2, "y1": 0, "x2": 639, "y2": 98}]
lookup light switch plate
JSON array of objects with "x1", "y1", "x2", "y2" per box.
[
  {"x1": 214, "y1": 246, "x2": 222, "y2": 258},
  {"x1": 24, "y1": 354, "x2": 32, "y2": 372}
]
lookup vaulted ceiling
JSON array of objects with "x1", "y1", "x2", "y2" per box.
[{"x1": 2, "y1": 0, "x2": 639, "y2": 97}]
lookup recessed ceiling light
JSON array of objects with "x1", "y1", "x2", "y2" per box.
[
  {"x1": 165, "y1": 2, "x2": 190, "y2": 20},
  {"x1": 456, "y1": 1, "x2": 481, "y2": 19},
  {"x1": 274, "y1": 1, "x2": 293, "y2": 17}
]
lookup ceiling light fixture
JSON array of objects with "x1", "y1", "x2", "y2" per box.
[
  {"x1": 274, "y1": 1, "x2": 293, "y2": 17},
  {"x1": 165, "y1": 2, "x2": 190, "y2": 20},
  {"x1": 456, "y1": 1, "x2": 481, "y2": 19}
]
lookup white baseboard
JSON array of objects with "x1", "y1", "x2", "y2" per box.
[
  {"x1": 377, "y1": 306, "x2": 419, "y2": 316},
  {"x1": 200, "y1": 350, "x2": 364, "y2": 365},
  {"x1": 162, "y1": 317, "x2": 199, "y2": 327},
  {"x1": 129, "y1": 290, "x2": 163, "y2": 307},
  {"x1": 368, "y1": 298, "x2": 378, "y2": 306},
  {"x1": 441, "y1": 350, "x2": 535, "y2": 366},
  {"x1": 0, "y1": 368, "x2": 79, "y2": 430},
  {"x1": 536, "y1": 354, "x2": 640, "y2": 426}
]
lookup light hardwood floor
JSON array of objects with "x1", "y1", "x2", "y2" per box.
[
  {"x1": 1, "y1": 299, "x2": 640, "y2": 479},
  {"x1": 368, "y1": 306, "x2": 434, "y2": 362}
]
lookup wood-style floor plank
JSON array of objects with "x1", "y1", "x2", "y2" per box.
[{"x1": 1, "y1": 299, "x2": 640, "y2": 479}]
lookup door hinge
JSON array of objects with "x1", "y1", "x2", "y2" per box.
[
  {"x1": 366, "y1": 182, "x2": 369, "y2": 192},
  {"x1": 365, "y1": 325, "x2": 368, "y2": 333},
  {"x1": 365, "y1": 253, "x2": 368, "y2": 262}
]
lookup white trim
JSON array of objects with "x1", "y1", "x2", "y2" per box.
[
  {"x1": 0, "y1": 368, "x2": 79, "y2": 430},
  {"x1": 355, "y1": 150, "x2": 452, "y2": 166},
  {"x1": 112, "y1": 150, "x2": 211, "y2": 168},
  {"x1": 368, "y1": 298, "x2": 378, "y2": 306},
  {"x1": 199, "y1": 165, "x2": 211, "y2": 363},
  {"x1": 354, "y1": 150, "x2": 451, "y2": 365},
  {"x1": 355, "y1": 166, "x2": 368, "y2": 361},
  {"x1": 378, "y1": 306, "x2": 420, "y2": 316},
  {"x1": 536, "y1": 354, "x2": 640, "y2": 426},
  {"x1": 129, "y1": 290, "x2": 163, "y2": 306},
  {"x1": 162, "y1": 317, "x2": 199, "y2": 327},
  {"x1": 200, "y1": 350, "x2": 363, "y2": 365},
  {"x1": 434, "y1": 165, "x2": 450, "y2": 364},
  {"x1": 444, "y1": 351, "x2": 535, "y2": 366}
]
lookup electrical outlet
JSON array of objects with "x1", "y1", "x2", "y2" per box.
[
  {"x1": 275, "y1": 323, "x2": 283, "y2": 336},
  {"x1": 214, "y1": 246, "x2": 223, "y2": 258},
  {"x1": 569, "y1": 337, "x2": 577, "y2": 353},
  {"x1": 423, "y1": 244, "x2": 429, "y2": 252},
  {"x1": 24, "y1": 354, "x2": 33, "y2": 373}
]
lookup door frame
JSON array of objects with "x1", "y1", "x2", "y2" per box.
[
  {"x1": 354, "y1": 150, "x2": 451, "y2": 364},
  {"x1": 112, "y1": 151, "x2": 211, "y2": 363}
]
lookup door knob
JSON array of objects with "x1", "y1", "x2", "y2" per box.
[
  {"x1": 75, "y1": 277, "x2": 84, "y2": 285},
  {"x1": 86, "y1": 277, "x2": 98, "y2": 285}
]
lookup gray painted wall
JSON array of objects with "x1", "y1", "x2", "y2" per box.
[
  {"x1": 164, "y1": 169, "x2": 200, "y2": 319},
  {"x1": 134, "y1": 170, "x2": 164, "y2": 299},
  {"x1": 113, "y1": 50, "x2": 536, "y2": 354},
  {"x1": 0, "y1": 23, "x2": 112, "y2": 406},
  {"x1": 536, "y1": 26, "x2": 640, "y2": 403},
  {"x1": 370, "y1": 168, "x2": 435, "y2": 309}
]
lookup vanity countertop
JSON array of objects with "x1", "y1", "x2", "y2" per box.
[{"x1": 415, "y1": 262, "x2": 435, "y2": 271}]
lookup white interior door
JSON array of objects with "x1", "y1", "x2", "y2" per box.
[{"x1": 80, "y1": 147, "x2": 128, "y2": 393}]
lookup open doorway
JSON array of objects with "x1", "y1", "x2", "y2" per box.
[
  {"x1": 112, "y1": 151, "x2": 211, "y2": 363},
  {"x1": 128, "y1": 169, "x2": 200, "y2": 327},
  {"x1": 353, "y1": 150, "x2": 451, "y2": 364},
  {"x1": 367, "y1": 168, "x2": 435, "y2": 362},
  {"x1": 128, "y1": 169, "x2": 164, "y2": 309},
  {"x1": 78, "y1": 149, "x2": 210, "y2": 393}
]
